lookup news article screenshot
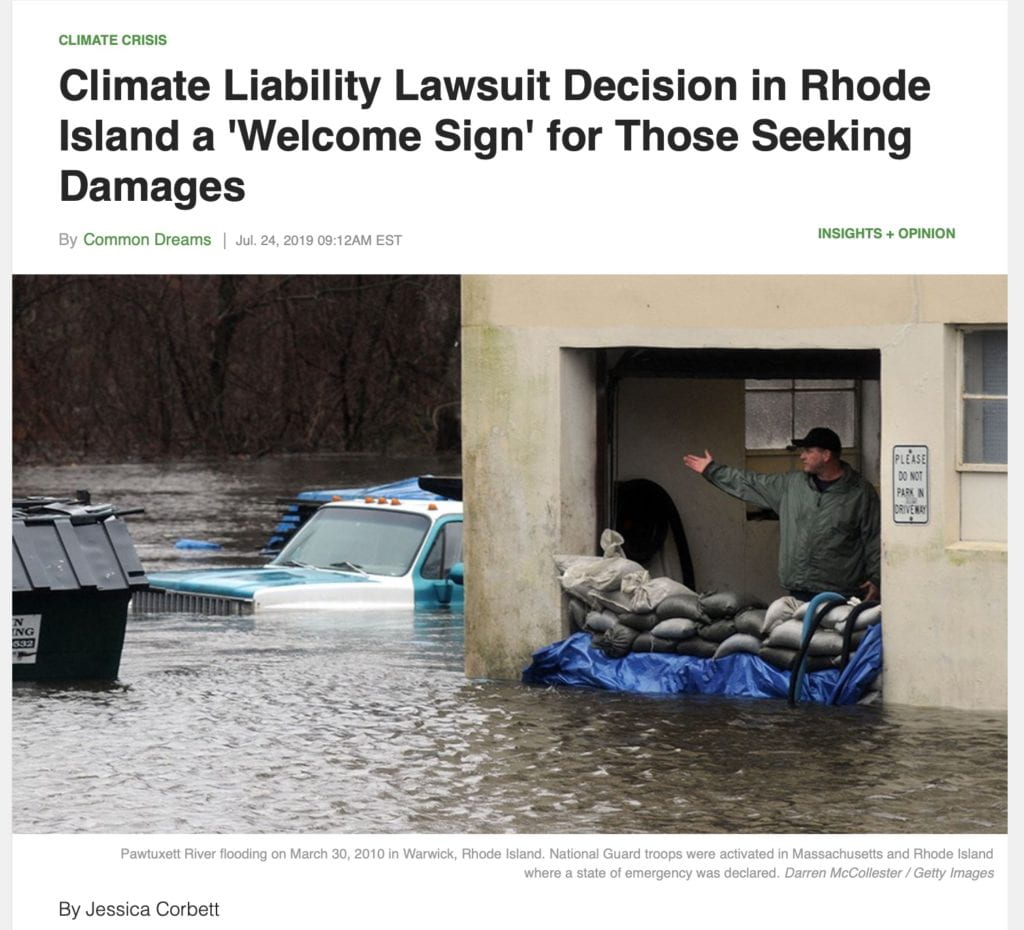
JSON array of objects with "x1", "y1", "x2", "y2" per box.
[{"x1": 6, "y1": 1, "x2": 1011, "y2": 928}]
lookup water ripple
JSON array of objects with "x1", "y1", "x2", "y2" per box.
[{"x1": 12, "y1": 459, "x2": 1007, "y2": 834}]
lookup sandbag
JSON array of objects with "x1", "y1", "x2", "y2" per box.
[
  {"x1": 631, "y1": 633, "x2": 678, "y2": 654},
  {"x1": 817, "y1": 603, "x2": 854, "y2": 630},
  {"x1": 583, "y1": 610, "x2": 618, "y2": 634},
  {"x1": 599, "y1": 528, "x2": 628, "y2": 558},
  {"x1": 621, "y1": 571, "x2": 695, "y2": 613},
  {"x1": 766, "y1": 619, "x2": 810, "y2": 650},
  {"x1": 593, "y1": 623, "x2": 638, "y2": 658},
  {"x1": 804, "y1": 630, "x2": 845, "y2": 657},
  {"x1": 835, "y1": 604, "x2": 882, "y2": 632},
  {"x1": 766, "y1": 619, "x2": 845, "y2": 656},
  {"x1": 567, "y1": 598, "x2": 589, "y2": 631},
  {"x1": 758, "y1": 645, "x2": 797, "y2": 670},
  {"x1": 763, "y1": 596, "x2": 806, "y2": 635},
  {"x1": 588, "y1": 589, "x2": 634, "y2": 614},
  {"x1": 712, "y1": 633, "x2": 763, "y2": 659},
  {"x1": 675, "y1": 638, "x2": 719, "y2": 658},
  {"x1": 759, "y1": 646, "x2": 834, "y2": 672},
  {"x1": 699, "y1": 590, "x2": 766, "y2": 620},
  {"x1": 555, "y1": 529, "x2": 643, "y2": 600},
  {"x1": 655, "y1": 592, "x2": 704, "y2": 622},
  {"x1": 560, "y1": 556, "x2": 645, "y2": 596},
  {"x1": 617, "y1": 612, "x2": 660, "y2": 633},
  {"x1": 734, "y1": 608, "x2": 767, "y2": 637},
  {"x1": 697, "y1": 619, "x2": 737, "y2": 643},
  {"x1": 650, "y1": 617, "x2": 699, "y2": 641}
]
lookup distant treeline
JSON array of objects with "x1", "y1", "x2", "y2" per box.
[{"x1": 12, "y1": 275, "x2": 461, "y2": 462}]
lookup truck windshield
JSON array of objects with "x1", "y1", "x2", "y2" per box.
[{"x1": 271, "y1": 507, "x2": 431, "y2": 577}]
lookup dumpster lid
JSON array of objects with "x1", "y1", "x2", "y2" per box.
[{"x1": 12, "y1": 493, "x2": 148, "y2": 593}]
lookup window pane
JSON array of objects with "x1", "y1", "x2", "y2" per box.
[
  {"x1": 745, "y1": 391, "x2": 791, "y2": 448},
  {"x1": 443, "y1": 523, "x2": 464, "y2": 570},
  {"x1": 964, "y1": 330, "x2": 1007, "y2": 395},
  {"x1": 745, "y1": 379, "x2": 792, "y2": 390},
  {"x1": 963, "y1": 399, "x2": 1007, "y2": 464},
  {"x1": 275, "y1": 508, "x2": 429, "y2": 576},
  {"x1": 794, "y1": 391, "x2": 855, "y2": 446},
  {"x1": 795, "y1": 379, "x2": 855, "y2": 389},
  {"x1": 420, "y1": 533, "x2": 444, "y2": 579},
  {"x1": 420, "y1": 522, "x2": 464, "y2": 579}
]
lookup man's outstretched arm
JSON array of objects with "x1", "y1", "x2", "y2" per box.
[{"x1": 683, "y1": 449, "x2": 787, "y2": 512}]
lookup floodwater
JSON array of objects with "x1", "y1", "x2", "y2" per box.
[{"x1": 11, "y1": 457, "x2": 1007, "y2": 834}]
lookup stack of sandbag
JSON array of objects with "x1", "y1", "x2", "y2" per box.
[
  {"x1": 555, "y1": 533, "x2": 765, "y2": 659},
  {"x1": 555, "y1": 535, "x2": 881, "y2": 672},
  {"x1": 556, "y1": 528, "x2": 645, "y2": 611},
  {"x1": 752, "y1": 598, "x2": 882, "y2": 671}
]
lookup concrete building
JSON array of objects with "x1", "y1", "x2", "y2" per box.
[{"x1": 461, "y1": 276, "x2": 1007, "y2": 711}]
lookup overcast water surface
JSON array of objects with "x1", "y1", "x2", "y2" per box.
[{"x1": 12, "y1": 458, "x2": 1007, "y2": 834}]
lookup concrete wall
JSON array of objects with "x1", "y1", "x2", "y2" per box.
[
  {"x1": 461, "y1": 276, "x2": 1007, "y2": 710},
  {"x1": 615, "y1": 377, "x2": 784, "y2": 599},
  {"x1": 879, "y1": 323, "x2": 1007, "y2": 707}
]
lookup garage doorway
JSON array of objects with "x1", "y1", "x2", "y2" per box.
[{"x1": 601, "y1": 348, "x2": 880, "y2": 599}]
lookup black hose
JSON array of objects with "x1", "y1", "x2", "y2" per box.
[{"x1": 837, "y1": 600, "x2": 880, "y2": 670}]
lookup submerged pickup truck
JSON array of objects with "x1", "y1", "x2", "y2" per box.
[{"x1": 134, "y1": 496, "x2": 464, "y2": 616}]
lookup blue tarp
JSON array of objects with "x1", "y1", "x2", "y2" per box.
[
  {"x1": 263, "y1": 476, "x2": 449, "y2": 553},
  {"x1": 174, "y1": 538, "x2": 223, "y2": 550},
  {"x1": 522, "y1": 624, "x2": 882, "y2": 705},
  {"x1": 294, "y1": 476, "x2": 448, "y2": 504}
]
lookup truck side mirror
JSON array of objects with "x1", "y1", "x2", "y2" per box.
[{"x1": 447, "y1": 562, "x2": 465, "y2": 586}]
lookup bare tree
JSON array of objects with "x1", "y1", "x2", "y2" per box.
[{"x1": 12, "y1": 275, "x2": 461, "y2": 462}]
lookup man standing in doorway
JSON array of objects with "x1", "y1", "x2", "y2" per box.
[{"x1": 683, "y1": 427, "x2": 881, "y2": 601}]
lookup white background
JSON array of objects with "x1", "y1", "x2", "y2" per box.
[
  {"x1": 4, "y1": 2, "x2": 1013, "y2": 929},
  {"x1": 8, "y1": 0, "x2": 1009, "y2": 274}
]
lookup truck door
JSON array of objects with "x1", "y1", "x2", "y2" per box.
[{"x1": 415, "y1": 519, "x2": 465, "y2": 609}]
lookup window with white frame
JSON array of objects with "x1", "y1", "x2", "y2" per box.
[
  {"x1": 960, "y1": 328, "x2": 1007, "y2": 468},
  {"x1": 958, "y1": 326, "x2": 1007, "y2": 544}
]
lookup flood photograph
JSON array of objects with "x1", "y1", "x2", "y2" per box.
[{"x1": 11, "y1": 274, "x2": 1007, "y2": 834}]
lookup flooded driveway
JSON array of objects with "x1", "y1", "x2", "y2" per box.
[{"x1": 12, "y1": 458, "x2": 1007, "y2": 833}]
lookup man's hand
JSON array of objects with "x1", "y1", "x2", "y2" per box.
[
  {"x1": 859, "y1": 580, "x2": 880, "y2": 602},
  {"x1": 683, "y1": 449, "x2": 714, "y2": 474}
]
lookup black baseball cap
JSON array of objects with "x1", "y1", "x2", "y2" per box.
[{"x1": 789, "y1": 427, "x2": 842, "y2": 455}]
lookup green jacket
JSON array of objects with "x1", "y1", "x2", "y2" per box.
[{"x1": 703, "y1": 461, "x2": 881, "y2": 597}]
